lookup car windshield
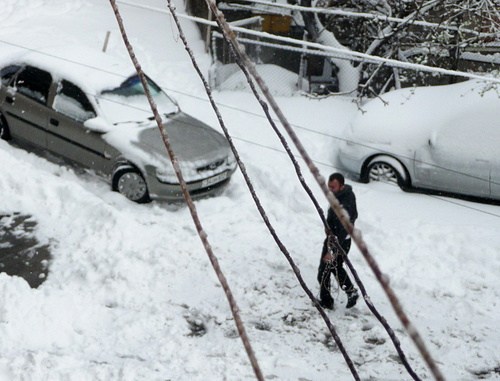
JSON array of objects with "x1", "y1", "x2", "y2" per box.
[{"x1": 98, "y1": 75, "x2": 178, "y2": 124}]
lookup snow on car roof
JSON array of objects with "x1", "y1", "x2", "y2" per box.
[
  {"x1": 346, "y1": 79, "x2": 500, "y2": 156},
  {"x1": 0, "y1": 46, "x2": 137, "y2": 94}
]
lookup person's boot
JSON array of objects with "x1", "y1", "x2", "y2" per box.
[
  {"x1": 318, "y1": 298, "x2": 334, "y2": 310},
  {"x1": 346, "y1": 290, "x2": 359, "y2": 309}
]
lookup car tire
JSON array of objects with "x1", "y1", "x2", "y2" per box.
[
  {"x1": 364, "y1": 155, "x2": 410, "y2": 190},
  {"x1": 0, "y1": 113, "x2": 11, "y2": 140},
  {"x1": 112, "y1": 166, "x2": 151, "y2": 203}
]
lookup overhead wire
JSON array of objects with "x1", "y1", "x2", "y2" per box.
[
  {"x1": 164, "y1": 0, "x2": 363, "y2": 378},
  {"x1": 158, "y1": 0, "x2": 429, "y2": 379},
  {"x1": 116, "y1": 0, "x2": 498, "y2": 39},
  {"x1": 203, "y1": 5, "x2": 425, "y2": 379},
  {"x1": 202, "y1": 0, "x2": 447, "y2": 379},
  {"x1": 108, "y1": 1, "x2": 265, "y2": 380}
]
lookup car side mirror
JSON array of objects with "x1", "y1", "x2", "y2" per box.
[{"x1": 84, "y1": 117, "x2": 110, "y2": 134}]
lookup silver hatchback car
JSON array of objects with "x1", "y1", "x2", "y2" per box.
[
  {"x1": 0, "y1": 50, "x2": 236, "y2": 203},
  {"x1": 338, "y1": 79, "x2": 500, "y2": 201}
]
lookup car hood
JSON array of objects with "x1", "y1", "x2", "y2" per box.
[
  {"x1": 103, "y1": 111, "x2": 234, "y2": 183},
  {"x1": 137, "y1": 112, "x2": 229, "y2": 161}
]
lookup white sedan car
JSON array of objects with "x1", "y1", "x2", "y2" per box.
[{"x1": 338, "y1": 79, "x2": 500, "y2": 201}]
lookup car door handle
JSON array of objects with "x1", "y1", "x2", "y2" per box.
[{"x1": 50, "y1": 118, "x2": 59, "y2": 126}]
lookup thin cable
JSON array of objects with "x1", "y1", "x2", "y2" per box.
[
  {"x1": 207, "y1": 2, "x2": 447, "y2": 380},
  {"x1": 212, "y1": 5, "x2": 425, "y2": 379},
  {"x1": 218, "y1": 13, "x2": 424, "y2": 380},
  {"x1": 108, "y1": 1, "x2": 265, "y2": 380},
  {"x1": 165, "y1": 0, "x2": 361, "y2": 379}
]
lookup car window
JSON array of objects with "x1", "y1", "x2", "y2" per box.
[
  {"x1": 102, "y1": 75, "x2": 165, "y2": 97},
  {"x1": 53, "y1": 80, "x2": 96, "y2": 122},
  {"x1": 98, "y1": 74, "x2": 178, "y2": 124},
  {"x1": 14, "y1": 66, "x2": 52, "y2": 105},
  {"x1": 0, "y1": 65, "x2": 21, "y2": 86}
]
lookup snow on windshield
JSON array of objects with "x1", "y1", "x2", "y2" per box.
[{"x1": 97, "y1": 75, "x2": 178, "y2": 124}]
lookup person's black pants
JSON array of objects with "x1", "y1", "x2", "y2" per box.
[{"x1": 317, "y1": 238, "x2": 354, "y2": 305}]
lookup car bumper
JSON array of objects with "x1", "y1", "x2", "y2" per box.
[{"x1": 145, "y1": 167, "x2": 236, "y2": 202}]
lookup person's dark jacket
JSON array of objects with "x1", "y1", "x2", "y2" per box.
[{"x1": 326, "y1": 184, "x2": 357, "y2": 243}]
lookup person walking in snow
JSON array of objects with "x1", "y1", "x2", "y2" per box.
[{"x1": 317, "y1": 172, "x2": 359, "y2": 310}]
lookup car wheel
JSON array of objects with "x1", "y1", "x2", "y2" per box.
[
  {"x1": 112, "y1": 167, "x2": 151, "y2": 203},
  {"x1": 0, "y1": 113, "x2": 11, "y2": 140},
  {"x1": 364, "y1": 155, "x2": 410, "y2": 189}
]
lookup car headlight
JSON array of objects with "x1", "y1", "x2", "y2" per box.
[
  {"x1": 155, "y1": 165, "x2": 177, "y2": 183},
  {"x1": 226, "y1": 153, "x2": 236, "y2": 168}
]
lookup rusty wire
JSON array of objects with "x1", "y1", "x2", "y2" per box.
[
  {"x1": 109, "y1": 1, "x2": 265, "y2": 379},
  {"x1": 164, "y1": 0, "x2": 361, "y2": 378},
  {"x1": 109, "y1": 0, "x2": 445, "y2": 379},
  {"x1": 203, "y1": 1, "x2": 446, "y2": 380}
]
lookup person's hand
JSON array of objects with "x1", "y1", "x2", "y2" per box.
[{"x1": 322, "y1": 252, "x2": 334, "y2": 262}]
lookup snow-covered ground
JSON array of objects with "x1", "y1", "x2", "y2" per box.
[{"x1": 0, "y1": 1, "x2": 499, "y2": 380}]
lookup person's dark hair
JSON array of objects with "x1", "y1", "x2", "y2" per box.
[{"x1": 328, "y1": 172, "x2": 345, "y2": 185}]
